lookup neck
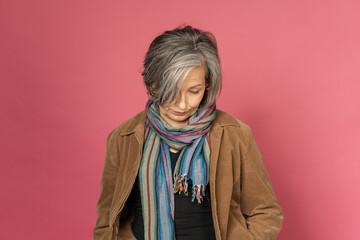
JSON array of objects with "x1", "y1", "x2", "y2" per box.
[{"x1": 169, "y1": 148, "x2": 178, "y2": 153}]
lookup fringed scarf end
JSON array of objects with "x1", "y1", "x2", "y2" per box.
[
  {"x1": 173, "y1": 174, "x2": 189, "y2": 196},
  {"x1": 173, "y1": 175, "x2": 208, "y2": 204},
  {"x1": 191, "y1": 184, "x2": 206, "y2": 204}
]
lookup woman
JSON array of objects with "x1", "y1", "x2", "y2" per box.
[{"x1": 94, "y1": 25, "x2": 283, "y2": 240}]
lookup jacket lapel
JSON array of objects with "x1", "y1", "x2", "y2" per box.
[{"x1": 209, "y1": 123, "x2": 223, "y2": 239}]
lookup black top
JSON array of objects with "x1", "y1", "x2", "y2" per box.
[{"x1": 131, "y1": 150, "x2": 216, "y2": 240}]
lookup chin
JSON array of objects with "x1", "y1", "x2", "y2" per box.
[{"x1": 171, "y1": 115, "x2": 188, "y2": 121}]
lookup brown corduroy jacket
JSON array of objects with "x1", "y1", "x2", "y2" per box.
[{"x1": 93, "y1": 110, "x2": 284, "y2": 240}]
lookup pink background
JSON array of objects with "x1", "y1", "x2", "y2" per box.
[{"x1": 1, "y1": 0, "x2": 359, "y2": 239}]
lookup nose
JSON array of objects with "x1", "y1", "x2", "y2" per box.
[{"x1": 174, "y1": 92, "x2": 186, "y2": 110}]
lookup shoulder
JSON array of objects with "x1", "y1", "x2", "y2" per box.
[
  {"x1": 107, "y1": 110, "x2": 146, "y2": 139},
  {"x1": 212, "y1": 110, "x2": 258, "y2": 158},
  {"x1": 214, "y1": 109, "x2": 251, "y2": 131},
  {"x1": 212, "y1": 109, "x2": 254, "y2": 144}
]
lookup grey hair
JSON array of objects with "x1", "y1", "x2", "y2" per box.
[{"x1": 142, "y1": 25, "x2": 222, "y2": 109}]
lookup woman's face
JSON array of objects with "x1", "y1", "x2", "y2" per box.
[{"x1": 159, "y1": 66, "x2": 206, "y2": 127}]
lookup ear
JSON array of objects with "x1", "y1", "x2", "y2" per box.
[{"x1": 148, "y1": 82, "x2": 160, "y2": 96}]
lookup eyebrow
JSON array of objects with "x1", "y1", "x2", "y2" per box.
[{"x1": 189, "y1": 84, "x2": 204, "y2": 89}]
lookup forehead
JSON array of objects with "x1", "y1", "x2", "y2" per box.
[{"x1": 180, "y1": 66, "x2": 206, "y2": 87}]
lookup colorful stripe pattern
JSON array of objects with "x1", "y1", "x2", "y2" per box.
[{"x1": 138, "y1": 100, "x2": 216, "y2": 240}]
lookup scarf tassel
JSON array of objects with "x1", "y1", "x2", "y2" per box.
[
  {"x1": 192, "y1": 185, "x2": 206, "y2": 204},
  {"x1": 173, "y1": 175, "x2": 189, "y2": 196},
  {"x1": 173, "y1": 175, "x2": 207, "y2": 204}
]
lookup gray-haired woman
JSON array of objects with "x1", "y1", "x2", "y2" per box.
[{"x1": 94, "y1": 25, "x2": 283, "y2": 240}]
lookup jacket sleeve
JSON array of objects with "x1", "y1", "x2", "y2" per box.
[
  {"x1": 93, "y1": 130, "x2": 119, "y2": 240},
  {"x1": 240, "y1": 126, "x2": 284, "y2": 240}
]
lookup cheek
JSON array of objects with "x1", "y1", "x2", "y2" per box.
[
  {"x1": 189, "y1": 93, "x2": 205, "y2": 108},
  {"x1": 159, "y1": 104, "x2": 170, "y2": 115}
]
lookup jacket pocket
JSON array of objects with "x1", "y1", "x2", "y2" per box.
[{"x1": 226, "y1": 207, "x2": 255, "y2": 240}]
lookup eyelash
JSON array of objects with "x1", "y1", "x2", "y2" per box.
[{"x1": 189, "y1": 91, "x2": 199, "y2": 94}]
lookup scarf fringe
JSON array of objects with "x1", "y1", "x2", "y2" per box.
[
  {"x1": 192, "y1": 185, "x2": 206, "y2": 204},
  {"x1": 173, "y1": 174, "x2": 207, "y2": 204},
  {"x1": 173, "y1": 174, "x2": 189, "y2": 196}
]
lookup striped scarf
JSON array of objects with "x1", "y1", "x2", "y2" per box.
[{"x1": 138, "y1": 100, "x2": 216, "y2": 240}]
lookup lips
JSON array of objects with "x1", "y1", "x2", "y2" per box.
[{"x1": 172, "y1": 110, "x2": 186, "y2": 115}]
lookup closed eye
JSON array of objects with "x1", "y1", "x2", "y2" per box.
[{"x1": 189, "y1": 91, "x2": 200, "y2": 94}]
